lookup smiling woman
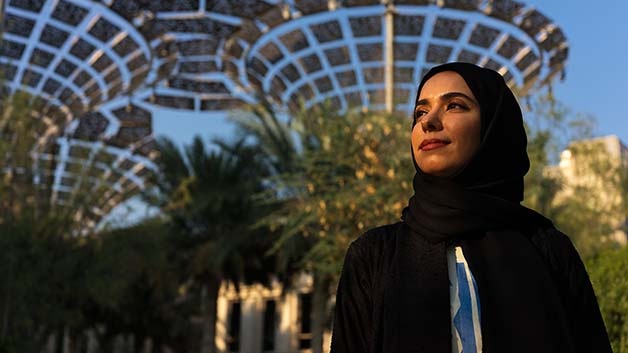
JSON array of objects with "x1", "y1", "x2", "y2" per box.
[
  {"x1": 330, "y1": 62, "x2": 612, "y2": 353},
  {"x1": 411, "y1": 71, "x2": 482, "y2": 177}
]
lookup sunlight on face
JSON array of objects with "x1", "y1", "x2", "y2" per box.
[{"x1": 411, "y1": 71, "x2": 482, "y2": 177}]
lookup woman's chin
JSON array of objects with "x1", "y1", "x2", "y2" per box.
[
  {"x1": 416, "y1": 157, "x2": 459, "y2": 177},
  {"x1": 420, "y1": 166, "x2": 457, "y2": 177}
]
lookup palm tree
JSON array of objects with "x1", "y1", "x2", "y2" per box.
[{"x1": 148, "y1": 135, "x2": 275, "y2": 353}]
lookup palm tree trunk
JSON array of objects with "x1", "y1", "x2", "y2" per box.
[
  {"x1": 311, "y1": 274, "x2": 330, "y2": 353},
  {"x1": 62, "y1": 326, "x2": 70, "y2": 353},
  {"x1": 133, "y1": 335, "x2": 145, "y2": 353},
  {"x1": 200, "y1": 276, "x2": 220, "y2": 353}
]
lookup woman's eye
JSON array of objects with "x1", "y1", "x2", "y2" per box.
[
  {"x1": 447, "y1": 102, "x2": 466, "y2": 110},
  {"x1": 414, "y1": 110, "x2": 427, "y2": 121}
]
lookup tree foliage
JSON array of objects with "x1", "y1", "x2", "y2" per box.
[
  {"x1": 520, "y1": 91, "x2": 622, "y2": 256},
  {"x1": 150, "y1": 135, "x2": 276, "y2": 286},
  {"x1": 85, "y1": 219, "x2": 195, "y2": 352},
  {"x1": 0, "y1": 91, "x2": 107, "y2": 351},
  {"x1": 0, "y1": 85, "x2": 280, "y2": 352},
  {"x1": 261, "y1": 105, "x2": 414, "y2": 280},
  {"x1": 522, "y1": 91, "x2": 592, "y2": 216},
  {"x1": 229, "y1": 100, "x2": 415, "y2": 353},
  {"x1": 230, "y1": 100, "x2": 415, "y2": 280},
  {"x1": 145, "y1": 134, "x2": 278, "y2": 353},
  {"x1": 586, "y1": 245, "x2": 628, "y2": 353},
  {"x1": 550, "y1": 138, "x2": 628, "y2": 257}
]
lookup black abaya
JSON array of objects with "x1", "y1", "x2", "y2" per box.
[{"x1": 330, "y1": 222, "x2": 612, "y2": 353}]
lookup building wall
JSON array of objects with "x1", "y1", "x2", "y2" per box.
[
  {"x1": 553, "y1": 135, "x2": 628, "y2": 245},
  {"x1": 216, "y1": 274, "x2": 331, "y2": 353}
]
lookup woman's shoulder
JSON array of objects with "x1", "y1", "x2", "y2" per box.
[
  {"x1": 526, "y1": 224, "x2": 586, "y2": 280},
  {"x1": 345, "y1": 222, "x2": 403, "y2": 270},
  {"x1": 352, "y1": 221, "x2": 403, "y2": 250},
  {"x1": 527, "y1": 224, "x2": 577, "y2": 257}
]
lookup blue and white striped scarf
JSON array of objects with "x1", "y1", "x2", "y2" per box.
[{"x1": 448, "y1": 246, "x2": 482, "y2": 353}]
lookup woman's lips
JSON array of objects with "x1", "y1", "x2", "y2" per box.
[{"x1": 419, "y1": 139, "x2": 450, "y2": 151}]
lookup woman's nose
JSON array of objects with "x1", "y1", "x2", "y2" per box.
[{"x1": 421, "y1": 110, "x2": 443, "y2": 132}]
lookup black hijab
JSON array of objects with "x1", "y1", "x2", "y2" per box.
[{"x1": 384, "y1": 62, "x2": 574, "y2": 353}]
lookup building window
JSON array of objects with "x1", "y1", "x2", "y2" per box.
[
  {"x1": 298, "y1": 292, "x2": 312, "y2": 349},
  {"x1": 262, "y1": 299, "x2": 277, "y2": 351},
  {"x1": 227, "y1": 301, "x2": 241, "y2": 352}
]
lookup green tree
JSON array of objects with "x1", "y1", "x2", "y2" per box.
[
  {"x1": 0, "y1": 92, "x2": 91, "y2": 351},
  {"x1": 85, "y1": 219, "x2": 190, "y2": 353},
  {"x1": 586, "y1": 245, "x2": 628, "y2": 353},
  {"x1": 0, "y1": 220, "x2": 93, "y2": 352},
  {"x1": 522, "y1": 91, "x2": 587, "y2": 216},
  {"x1": 148, "y1": 135, "x2": 275, "y2": 353},
  {"x1": 228, "y1": 99, "x2": 307, "y2": 286},
  {"x1": 0, "y1": 91, "x2": 118, "y2": 352},
  {"x1": 519, "y1": 91, "x2": 623, "y2": 257},
  {"x1": 550, "y1": 138, "x2": 628, "y2": 257}
]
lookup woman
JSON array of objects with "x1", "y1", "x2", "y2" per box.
[{"x1": 329, "y1": 62, "x2": 612, "y2": 353}]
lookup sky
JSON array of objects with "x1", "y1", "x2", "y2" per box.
[
  {"x1": 523, "y1": 0, "x2": 628, "y2": 143},
  {"x1": 152, "y1": 0, "x2": 628, "y2": 147}
]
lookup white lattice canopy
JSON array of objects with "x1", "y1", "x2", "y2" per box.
[{"x1": 0, "y1": 0, "x2": 568, "y2": 221}]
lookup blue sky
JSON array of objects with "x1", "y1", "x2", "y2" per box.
[
  {"x1": 524, "y1": 0, "x2": 628, "y2": 143},
  {"x1": 153, "y1": 0, "x2": 628, "y2": 147}
]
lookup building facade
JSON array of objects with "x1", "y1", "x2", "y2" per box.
[
  {"x1": 553, "y1": 135, "x2": 628, "y2": 246},
  {"x1": 216, "y1": 274, "x2": 331, "y2": 353}
]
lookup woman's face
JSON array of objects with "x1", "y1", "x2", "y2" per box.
[{"x1": 411, "y1": 71, "x2": 482, "y2": 177}]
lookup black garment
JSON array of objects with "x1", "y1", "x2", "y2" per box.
[
  {"x1": 331, "y1": 63, "x2": 612, "y2": 352},
  {"x1": 330, "y1": 222, "x2": 612, "y2": 353}
]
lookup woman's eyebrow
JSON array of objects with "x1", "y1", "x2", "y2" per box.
[{"x1": 415, "y1": 91, "x2": 477, "y2": 106}]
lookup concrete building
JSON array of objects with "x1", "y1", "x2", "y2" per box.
[
  {"x1": 216, "y1": 274, "x2": 330, "y2": 353},
  {"x1": 553, "y1": 135, "x2": 628, "y2": 246}
]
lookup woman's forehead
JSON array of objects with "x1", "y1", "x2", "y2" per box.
[{"x1": 418, "y1": 71, "x2": 476, "y2": 101}]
